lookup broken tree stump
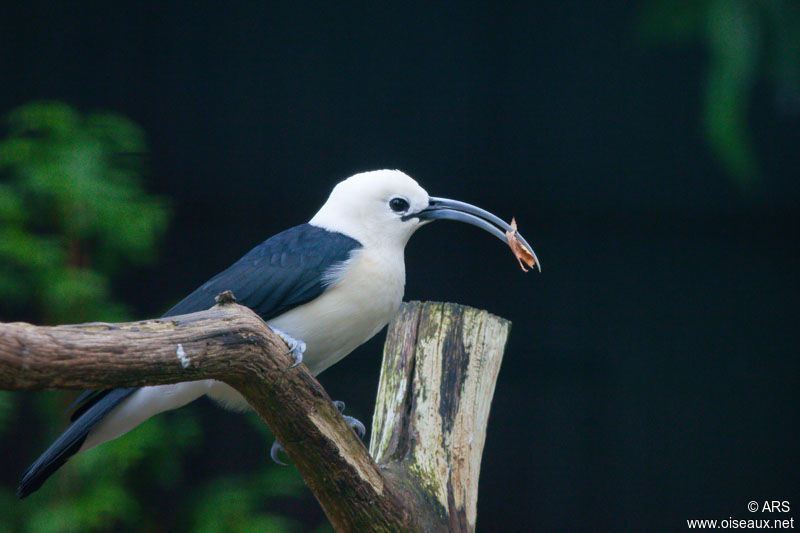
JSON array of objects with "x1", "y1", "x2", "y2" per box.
[{"x1": 371, "y1": 301, "x2": 511, "y2": 532}]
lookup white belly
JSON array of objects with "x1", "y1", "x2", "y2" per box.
[
  {"x1": 208, "y1": 246, "x2": 405, "y2": 407},
  {"x1": 276, "y1": 248, "x2": 405, "y2": 372}
]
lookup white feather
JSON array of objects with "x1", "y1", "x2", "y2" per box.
[{"x1": 82, "y1": 169, "x2": 428, "y2": 449}]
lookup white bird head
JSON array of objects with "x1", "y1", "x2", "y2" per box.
[
  {"x1": 310, "y1": 169, "x2": 539, "y2": 269},
  {"x1": 310, "y1": 170, "x2": 429, "y2": 248}
]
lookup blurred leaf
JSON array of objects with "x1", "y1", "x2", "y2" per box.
[
  {"x1": 0, "y1": 487, "x2": 26, "y2": 531},
  {"x1": 703, "y1": 0, "x2": 761, "y2": 186},
  {"x1": 190, "y1": 476, "x2": 302, "y2": 533},
  {"x1": 0, "y1": 101, "x2": 176, "y2": 531},
  {"x1": 637, "y1": 0, "x2": 800, "y2": 187},
  {"x1": 0, "y1": 101, "x2": 306, "y2": 532},
  {"x1": 637, "y1": 0, "x2": 710, "y2": 44},
  {"x1": 0, "y1": 228, "x2": 63, "y2": 270},
  {"x1": 84, "y1": 112, "x2": 146, "y2": 154},
  {"x1": 0, "y1": 137, "x2": 36, "y2": 168},
  {"x1": 0, "y1": 101, "x2": 169, "y2": 323},
  {"x1": 24, "y1": 481, "x2": 139, "y2": 533},
  {"x1": 4, "y1": 101, "x2": 80, "y2": 138},
  {"x1": 256, "y1": 465, "x2": 307, "y2": 500},
  {"x1": 0, "y1": 184, "x2": 25, "y2": 222},
  {"x1": 763, "y1": 0, "x2": 800, "y2": 113},
  {"x1": 0, "y1": 392, "x2": 16, "y2": 435},
  {"x1": 39, "y1": 267, "x2": 127, "y2": 324}
]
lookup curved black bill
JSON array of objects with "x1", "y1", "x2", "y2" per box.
[{"x1": 407, "y1": 196, "x2": 541, "y2": 272}]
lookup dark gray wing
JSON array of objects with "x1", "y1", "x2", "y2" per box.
[
  {"x1": 65, "y1": 223, "x2": 362, "y2": 423},
  {"x1": 163, "y1": 223, "x2": 362, "y2": 321},
  {"x1": 18, "y1": 223, "x2": 361, "y2": 498}
]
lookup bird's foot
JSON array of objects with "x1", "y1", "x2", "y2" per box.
[
  {"x1": 269, "y1": 327, "x2": 306, "y2": 368},
  {"x1": 270, "y1": 439, "x2": 288, "y2": 466},
  {"x1": 333, "y1": 400, "x2": 366, "y2": 439}
]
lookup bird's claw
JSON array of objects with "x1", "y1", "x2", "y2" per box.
[
  {"x1": 270, "y1": 440, "x2": 288, "y2": 466},
  {"x1": 334, "y1": 400, "x2": 366, "y2": 439},
  {"x1": 344, "y1": 415, "x2": 366, "y2": 439},
  {"x1": 269, "y1": 327, "x2": 306, "y2": 368}
]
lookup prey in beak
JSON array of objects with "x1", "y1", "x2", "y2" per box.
[{"x1": 405, "y1": 197, "x2": 541, "y2": 272}]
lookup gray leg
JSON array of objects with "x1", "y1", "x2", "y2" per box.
[
  {"x1": 269, "y1": 327, "x2": 306, "y2": 368},
  {"x1": 270, "y1": 440, "x2": 287, "y2": 466},
  {"x1": 333, "y1": 400, "x2": 366, "y2": 439}
]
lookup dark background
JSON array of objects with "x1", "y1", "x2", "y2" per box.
[{"x1": 2, "y1": 2, "x2": 798, "y2": 531}]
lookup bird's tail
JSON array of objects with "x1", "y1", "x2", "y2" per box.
[{"x1": 17, "y1": 387, "x2": 138, "y2": 498}]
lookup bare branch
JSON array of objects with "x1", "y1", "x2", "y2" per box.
[{"x1": 0, "y1": 301, "x2": 418, "y2": 531}]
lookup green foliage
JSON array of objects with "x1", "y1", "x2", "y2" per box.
[
  {"x1": 0, "y1": 101, "x2": 184, "y2": 532},
  {"x1": 0, "y1": 101, "x2": 319, "y2": 533},
  {"x1": 0, "y1": 392, "x2": 15, "y2": 437},
  {"x1": 638, "y1": 0, "x2": 800, "y2": 187},
  {"x1": 188, "y1": 468, "x2": 306, "y2": 533},
  {"x1": 0, "y1": 399, "x2": 204, "y2": 532},
  {"x1": 0, "y1": 101, "x2": 168, "y2": 323}
]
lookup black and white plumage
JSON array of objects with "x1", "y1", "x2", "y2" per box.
[
  {"x1": 18, "y1": 169, "x2": 538, "y2": 498},
  {"x1": 165, "y1": 224, "x2": 361, "y2": 321}
]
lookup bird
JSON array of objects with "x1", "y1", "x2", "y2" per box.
[{"x1": 17, "y1": 169, "x2": 538, "y2": 498}]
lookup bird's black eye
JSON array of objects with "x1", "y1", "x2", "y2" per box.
[{"x1": 389, "y1": 197, "x2": 410, "y2": 213}]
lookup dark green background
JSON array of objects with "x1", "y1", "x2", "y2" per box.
[{"x1": 2, "y1": 2, "x2": 798, "y2": 531}]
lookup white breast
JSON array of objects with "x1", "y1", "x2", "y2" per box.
[
  {"x1": 206, "y1": 245, "x2": 406, "y2": 409},
  {"x1": 269, "y1": 246, "x2": 406, "y2": 374}
]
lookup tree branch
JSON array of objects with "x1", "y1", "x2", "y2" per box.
[
  {"x1": 0, "y1": 300, "x2": 417, "y2": 531},
  {"x1": 0, "y1": 299, "x2": 511, "y2": 532}
]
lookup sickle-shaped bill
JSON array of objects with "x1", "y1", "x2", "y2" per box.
[{"x1": 406, "y1": 196, "x2": 541, "y2": 272}]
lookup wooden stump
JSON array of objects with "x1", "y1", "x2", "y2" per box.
[{"x1": 371, "y1": 301, "x2": 511, "y2": 532}]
